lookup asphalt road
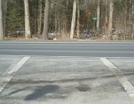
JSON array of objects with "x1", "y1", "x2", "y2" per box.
[
  {"x1": 0, "y1": 40, "x2": 134, "y2": 104},
  {"x1": 0, "y1": 56, "x2": 134, "y2": 104},
  {"x1": 0, "y1": 40, "x2": 134, "y2": 57}
]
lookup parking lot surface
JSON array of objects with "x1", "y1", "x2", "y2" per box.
[{"x1": 0, "y1": 55, "x2": 134, "y2": 104}]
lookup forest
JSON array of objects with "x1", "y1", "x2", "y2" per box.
[{"x1": 0, "y1": 0, "x2": 134, "y2": 40}]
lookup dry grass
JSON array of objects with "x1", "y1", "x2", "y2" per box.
[{"x1": 4, "y1": 34, "x2": 111, "y2": 41}]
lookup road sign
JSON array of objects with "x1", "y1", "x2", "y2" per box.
[{"x1": 92, "y1": 17, "x2": 98, "y2": 21}]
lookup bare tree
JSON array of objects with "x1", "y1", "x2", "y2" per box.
[
  {"x1": 0, "y1": 0, "x2": 3, "y2": 40},
  {"x1": 37, "y1": 0, "x2": 42, "y2": 37},
  {"x1": 108, "y1": 0, "x2": 114, "y2": 40},
  {"x1": 77, "y1": 0, "x2": 80, "y2": 38},
  {"x1": 70, "y1": 0, "x2": 77, "y2": 39},
  {"x1": 42, "y1": 0, "x2": 50, "y2": 40},
  {"x1": 96, "y1": 0, "x2": 100, "y2": 36},
  {"x1": 24, "y1": 0, "x2": 31, "y2": 38},
  {"x1": 132, "y1": 0, "x2": 134, "y2": 40},
  {"x1": 2, "y1": 0, "x2": 8, "y2": 38}
]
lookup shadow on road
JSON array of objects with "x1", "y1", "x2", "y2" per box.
[{"x1": 24, "y1": 85, "x2": 59, "y2": 101}]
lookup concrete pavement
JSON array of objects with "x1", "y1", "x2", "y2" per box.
[{"x1": 0, "y1": 55, "x2": 134, "y2": 104}]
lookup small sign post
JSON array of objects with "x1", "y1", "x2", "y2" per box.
[
  {"x1": 92, "y1": 17, "x2": 98, "y2": 21},
  {"x1": 92, "y1": 18, "x2": 98, "y2": 36}
]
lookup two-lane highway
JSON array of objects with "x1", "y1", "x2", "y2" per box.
[{"x1": 0, "y1": 41, "x2": 134, "y2": 57}]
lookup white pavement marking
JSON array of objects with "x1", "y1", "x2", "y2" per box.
[
  {"x1": 0, "y1": 57, "x2": 30, "y2": 93},
  {"x1": 0, "y1": 76, "x2": 12, "y2": 93},
  {"x1": 100, "y1": 58, "x2": 134, "y2": 98},
  {"x1": 8, "y1": 57, "x2": 30, "y2": 74}
]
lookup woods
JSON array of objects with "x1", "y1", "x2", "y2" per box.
[{"x1": 0, "y1": 0, "x2": 134, "y2": 40}]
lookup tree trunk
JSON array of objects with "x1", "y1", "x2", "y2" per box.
[
  {"x1": 104, "y1": 16, "x2": 108, "y2": 36},
  {"x1": 132, "y1": 0, "x2": 134, "y2": 40},
  {"x1": 55, "y1": 4, "x2": 57, "y2": 35},
  {"x1": 77, "y1": 0, "x2": 80, "y2": 39},
  {"x1": 42, "y1": 0, "x2": 50, "y2": 40},
  {"x1": 96, "y1": 0, "x2": 100, "y2": 36},
  {"x1": 108, "y1": 0, "x2": 114, "y2": 40},
  {"x1": 70, "y1": 0, "x2": 77, "y2": 39},
  {"x1": 24, "y1": 0, "x2": 31, "y2": 38},
  {"x1": 0, "y1": 0, "x2": 3, "y2": 40},
  {"x1": 64, "y1": 0, "x2": 69, "y2": 35},
  {"x1": 2, "y1": 0, "x2": 8, "y2": 38},
  {"x1": 37, "y1": 0, "x2": 42, "y2": 37}
]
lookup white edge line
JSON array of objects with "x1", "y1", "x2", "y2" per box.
[{"x1": 0, "y1": 76, "x2": 12, "y2": 93}]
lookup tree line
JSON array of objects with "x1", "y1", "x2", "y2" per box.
[{"x1": 0, "y1": 0, "x2": 134, "y2": 40}]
